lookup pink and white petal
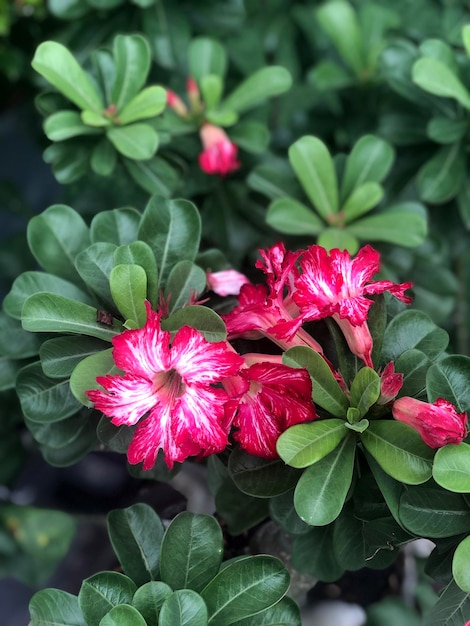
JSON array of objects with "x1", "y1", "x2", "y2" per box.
[
  {"x1": 234, "y1": 400, "x2": 280, "y2": 459},
  {"x1": 337, "y1": 294, "x2": 372, "y2": 325},
  {"x1": 171, "y1": 326, "x2": 242, "y2": 384},
  {"x1": 86, "y1": 374, "x2": 156, "y2": 426},
  {"x1": 254, "y1": 382, "x2": 317, "y2": 429},
  {"x1": 347, "y1": 245, "x2": 381, "y2": 288},
  {"x1": 364, "y1": 280, "x2": 413, "y2": 303},
  {"x1": 246, "y1": 362, "x2": 313, "y2": 399}
]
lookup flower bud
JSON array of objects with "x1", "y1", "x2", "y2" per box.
[
  {"x1": 206, "y1": 269, "x2": 250, "y2": 297},
  {"x1": 198, "y1": 123, "x2": 240, "y2": 176},
  {"x1": 377, "y1": 361, "x2": 403, "y2": 405}
]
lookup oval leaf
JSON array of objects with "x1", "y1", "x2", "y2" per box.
[
  {"x1": 110, "y1": 264, "x2": 147, "y2": 327},
  {"x1": 277, "y1": 419, "x2": 347, "y2": 469},
  {"x1": 266, "y1": 197, "x2": 324, "y2": 235},
  {"x1": 433, "y1": 443, "x2": 470, "y2": 493},
  {"x1": 107, "y1": 124, "x2": 159, "y2": 160},
  {"x1": 222, "y1": 66, "x2": 292, "y2": 113},
  {"x1": 159, "y1": 590, "x2": 208, "y2": 626}
]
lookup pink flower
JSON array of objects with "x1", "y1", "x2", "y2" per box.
[
  {"x1": 224, "y1": 357, "x2": 317, "y2": 458},
  {"x1": 198, "y1": 123, "x2": 240, "y2": 176},
  {"x1": 392, "y1": 397, "x2": 468, "y2": 448},
  {"x1": 86, "y1": 302, "x2": 243, "y2": 469},
  {"x1": 206, "y1": 269, "x2": 250, "y2": 297},
  {"x1": 377, "y1": 361, "x2": 403, "y2": 405},
  {"x1": 293, "y1": 244, "x2": 413, "y2": 366}
]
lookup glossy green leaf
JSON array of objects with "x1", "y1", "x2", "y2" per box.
[
  {"x1": 395, "y1": 349, "x2": 432, "y2": 398},
  {"x1": 366, "y1": 454, "x2": 405, "y2": 527},
  {"x1": 75, "y1": 242, "x2": 116, "y2": 310},
  {"x1": 25, "y1": 410, "x2": 90, "y2": 449},
  {"x1": 228, "y1": 121, "x2": 269, "y2": 154},
  {"x1": 283, "y1": 346, "x2": 349, "y2": 417},
  {"x1": 81, "y1": 110, "x2": 110, "y2": 127},
  {"x1": 294, "y1": 434, "x2": 356, "y2": 526},
  {"x1": 230, "y1": 597, "x2": 301, "y2": 626},
  {"x1": 124, "y1": 156, "x2": 181, "y2": 197},
  {"x1": 420, "y1": 39, "x2": 457, "y2": 71},
  {"x1": 97, "y1": 417, "x2": 134, "y2": 454},
  {"x1": 161, "y1": 306, "x2": 226, "y2": 342},
  {"x1": 400, "y1": 487, "x2": 470, "y2": 538},
  {"x1": 79, "y1": 572, "x2": 137, "y2": 626},
  {"x1": 159, "y1": 590, "x2": 208, "y2": 626},
  {"x1": 27, "y1": 205, "x2": 90, "y2": 284},
  {"x1": 44, "y1": 141, "x2": 90, "y2": 184},
  {"x1": 361, "y1": 421, "x2": 434, "y2": 484},
  {"x1": 277, "y1": 419, "x2": 347, "y2": 469},
  {"x1": 112, "y1": 34, "x2": 151, "y2": 111},
  {"x1": 433, "y1": 443, "x2": 470, "y2": 493},
  {"x1": 118, "y1": 86, "x2": 167, "y2": 125},
  {"x1": 29, "y1": 588, "x2": 86, "y2": 626},
  {"x1": 289, "y1": 136, "x2": 338, "y2": 219},
  {"x1": 317, "y1": 227, "x2": 360, "y2": 253},
  {"x1": 70, "y1": 348, "x2": 117, "y2": 407},
  {"x1": 40, "y1": 336, "x2": 109, "y2": 378},
  {"x1": 44, "y1": 110, "x2": 102, "y2": 141},
  {"x1": 341, "y1": 135, "x2": 395, "y2": 202},
  {"x1": 48, "y1": 0, "x2": 90, "y2": 19},
  {"x1": 91, "y1": 208, "x2": 141, "y2": 246},
  {"x1": 22, "y1": 293, "x2": 123, "y2": 341},
  {"x1": 100, "y1": 604, "x2": 147, "y2": 626},
  {"x1": 269, "y1": 489, "x2": 311, "y2": 536},
  {"x1": 214, "y1": 478, "x2": 269, "y2": 535},
  {"x1": 222, "y1": 66, "x2": 292, "y2": 113},
  {"x1": 107, "y1": 124, "x2": 159, "y2": 160},
  {"x1": 164, "y1": 261, "x2": 206, "y2": 315},
  {"x1": 348, "y1": 204, "x2": 427, "y2": 247},
  {"x1": 422, "y1": 580, "x2": 470, "y2": 626},
  {"x1": 427, "y1": 117, "x2": 468, "y2": 144},
  {"x1": 342, "y1": 182, "x2": 384, "y2": 223},
  {"x1": 412, "y1": 57, "x2": 470, "y2": 109},
  {"x1": 188, "y1": 37, "x2": 227, "y2": 80},
  {"x1": 90, "y1": 139, "x2": 117, "y2": 177},
  {"x1": 382, "y1": 310, "x2": 449, "y2": 362},
  {"x1": 0, "y1": 311, "x2": 43, "y2": 358},
  {"x1": 417, "y1": 143, "x2": 466, "y2": 204},
  {"x1": 266, "y1": 197, "x2": 324, "y2": 235},
  {"x1": 201, "y1": 555, "x2": 289, "y2": 625},
  {"x1": 114, "y1": 241, "x2": 159, "y2": 308},
  {"x1": 316, "y1": 0, "x2": 364, "y2": 76},
  {"x1": 32, "y1": 41, "x2": 103, "y2": 112},
  {"x1": 138, "y1": 196, "x2": 201, "y2": 283},
  {"x1": 132, "y1": 582, "x2": 173, "y2": 626},
  {"x1": 16, "y1": 362, "x2": 82, "y2": 423},
  {"x1": 107, "y1": 503, "x2": 164, "y2": 587},
  {"x1": 426, "y1": 355, "x2": 470, "y2": 412},
  {"x1": 110, "y1": 264, "x2": 147, "y2": 327},
  {"x1": 228, "y1": 447, "x2": 301, "y2": 497},
  {"x1": 200, "y1": 74, "x2": 223, "y2": 109},
  {"x1": 453, "y1": 535, "x2": 470, "y2": 593},
  {"x1": 308, "y1": 59, "x2": 354, "y2": 91},
  {"x1": 349, "y1": 367, "x2": 381, "y2": 417},
  {"x1": 160, "y1": 512, "x2": 223, "y2": 592},
  {"x1": 141, "y1": 1, "x2": 190, "y2": 70},
  {"x1": 291, "y1": 525, "x2": 344, "y2": 581}
]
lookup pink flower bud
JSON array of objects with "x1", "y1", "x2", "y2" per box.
[
  {"x1": 378, "y1": 361, "x2": 403, "y2": 405},
  {"x1": 198, "y1": 123, "x2": 240, "y2": 176},
  {"x1": 206, "y1": 269, "x2": 250, "y2": 297},
  {"x1": 166, "y1": 89, "x2": 188, "y2": 116},
  {"x1": 392, "y1": 396, "x2": 468, "y2": 448}
]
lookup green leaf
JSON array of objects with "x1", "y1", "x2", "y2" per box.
[
  {"x1": 342, "y1": 182, "x2": 384, "y2": 223},
  {"x1": 228, "y1": 447, "x2": 301, "y2": 497},
  {"x1": 293, "y1": 433, "x2": 356, "y2": 526},
  {"x1": 400, "y1": 487, "x2": 470, "y2": 538},
  {"x1": 341, "y1": 134, "x2": 395, "y2": 202},
  {"x1": 48, "y1": 0, "x2": 90, "y2": 19},
  {"x1": 97, "y1": 417, "x2": 134, "y2": 454},
  {"x1": 44, "y1": 142, "x2": 90, "y2": 184},
  {"x1": 40, "y1": 428, "x2": 97, "y2": 467},
  {"x1": 269, "y1": 489, "x2": 311, "y2": 536},
  {"x1": 188, "y1": 37, "x2": 227, "y2": 80},
  {"x1": 308, "y1": 60, "x2": 354, "y2": 91},
  {"x1": 132, "y1": 581, "x2": 173, "y2": 626},
  {"x1": 426, "y1": 355, "x2": 470, "y2": 412},
  {"x1": 200, "y1": 74, "x2": 223, "y2": 109},
  {"x1": 422, "y1": 580, "x2": 470, "y2": 626},
  {"x1": 22, "y1": 293, "x2": 123, "y2": 341},
  {"x1": 348, "y1": 203, "x2": 428, "y2": 247},
  {"x1": 161, "y1": 306, "x2": 226, "y2": 342},
  {"x1": 99, "y1": 604, "x2": 147, "y2": 626},
  {"x1": 230, "y1": 597, "x2": 301, "y2": 626},
  {"x1": 412, "y1": 57, "x2": 470, "y2": 109},
  {"x1": 427, "y1": 117, "x2": 468, "y2": 144},
  {"x1": 78, "y1": 572, "x2": 137, "y2": 626},
  {"x1": 81, "y1": 110, "x2": 110, "y2": 127},
  {"x1": 317, "y1": 227, "x2": 359, "y2": 254},
  {"x1": 349, "y1": 367, "x2": 381, "y2": 417},
  {"x1": 124, "y1": 156, "x2": 181, "y2": 197},
  {"x1": 164, "y1": 261, "x2": 207, "y2": 315},
  {"x1": 91, "y1": 208, "x2": 141, "y2": 246},
  {"x1": 32, "y1": 41, "x2": 104, "y2": 112},
  {"x1": 29, "y1": 588, "x2": 86, "y2": 626},
  {"x1": 316, "y1": 0, "x2": 364, "y2": 76},
  {"x1": 283, "y1": 346, "x2": 349, "y2": 417},
  {"x1": 366, "y1": 454, "x2": 405, "y2": 528},
  {"x1": 118, "y1": 86, "x2": 167, "y2": 125},
  {"x1": 25, "y1": 411, "x2": 90, "y2": 449},
  {"x1": 0, "y1": 312, "x2": 43, "y2": 358},
  {"x1": 266, "y1": 197, "x2": 324, "y2": 235},
  {"x1": 160, "y1": 512, "x2": 223, "y2": 592},
  {"x1": 361, "y1": 421, "x2": 434, "y2": 485},
  {"x1": 107, "y1": 123, "x2": 159, "y2": 160},
  {"x1": 453, "y1": 535, "x2": 470, "y2": 593},
  {"x1": 107, "y1": 503, "x2": 164, "y2": 587},
  {"x1": 114, "y1": 241, "x2": 159, "y2": 308},
  {"x1": 395, "y1": 349, "x2": 432, "y2": 398},
  {"x1": 221, "y1": 66, "x2": 292, "y2": 113},
  {"x1": 228, "y1": 121, "x2": 269, "y2": 154},
  {"x1": 69, "y1": 348, "x2": 118, "y2": 407},
  {"x1": 44, "y1": 110, "x2": 102, "y2": 141},
  {"x1": 288, "y1": 136, "x2": 338, "y2": 220},
  {"x1": 75, "y1": 242, "x2": 116, "y2": 310},
  {"x1": 277, "y1": 419, "x2": 347, "y2": 469},
  {"x1": 40, "y1": 336, "x2": 109, "y2": 378},
  {"x1": 417, "y1": 144, "x2": 466, "y2": 204},
  {"x1": 214, "y1": 478, "x2": 270, "y2": 535},
  {"x1": 138, "y1": 196, "x2": 201, "y2": 284},
  {"x1": 112, "y1": 34, "x2": 151, "y2": 111},
  {"x1": 291, "y1": 525, "x2": 344, "y2": 581},
  {"x1": 27, "y1": 205, "x2": 90, "y2": 284},
  {"x1": 110, "y1": 264, "x2": 147, "y2": 327},
  {"x1": 159, "y1": 590, "x2": 208, "y2": 626},
  {"x1": 90, "y1": 139, "x2": 117, "y2": 177},
  {"x1": 16, "y1": 362, "x2": 82, "y2": 423},
  {"x1": 201, "y1": 555, "x2": 290, "y2": 625},
  {"x1": 433, "y1": 443, "x2": 470, "y2": 493},
  {"x1": 382, "y1": 310, "x2": 449, "y2": 362},
  {"x1": 3, "y1": 271, "x2": 95, "y2": 320}
]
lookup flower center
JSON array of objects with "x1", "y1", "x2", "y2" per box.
[{"x1": 153, "y1": 369, "x2": 185, "y2": 404}]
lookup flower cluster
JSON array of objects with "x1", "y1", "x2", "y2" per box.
[{"x1": 86, "y1": 243, "x2": 467, "y2": 470}]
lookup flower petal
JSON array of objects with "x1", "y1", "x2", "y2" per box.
[{"x1": 87, "y1": 374, "x2": 156, "y2": 426}]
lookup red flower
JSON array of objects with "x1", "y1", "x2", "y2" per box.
[
  {"x1": 86, "y1": 302, "x2": 243, "y2": 469},
  {"x1": 392, "y1": 396, "x2": 468, "y2": 448},
  {"x1": 224, "y1": 358, "x2": 317, "y2": 458},
  {"x1": 198, "y1": 123, "x2": 240, "y2": 176},
  {"x1": 377, "y1": 361, "x2": 403, "y2": 405}
]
